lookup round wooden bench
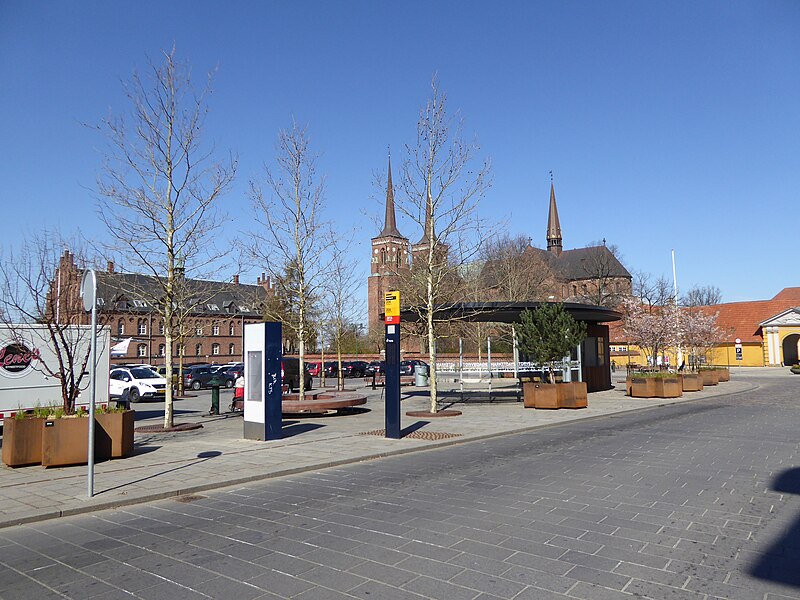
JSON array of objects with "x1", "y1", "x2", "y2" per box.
[{"x1": 281, "y1": 391, "x2": 367, "y2": 414}]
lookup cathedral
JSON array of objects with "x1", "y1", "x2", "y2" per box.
[{"x1": 367, "y1": 162, "x2": 632, "y2": 335}]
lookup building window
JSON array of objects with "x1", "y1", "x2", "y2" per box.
[
  {"x1": 195, "y1": 344, "x2": 202, "y2": 356},
  {"x1": 228, "y1": 343, "x2": 235, "y2": 355},
  {"x1": 158, "y1": 344, "x2": 165, "y2": 357},
  {"x1": 212, "y1": 324, "x2": 220, "y2": 336},
  {"x1": 212, "y1": 343, "x2": 220, "y2": 356},
  {"x1": 117, "y1": 319, "x2": 125, "y2": 335},
  {"x1": 380, "y1": 248, "x2": 386, "y2": 264},
  {"x1": 229, "y1": 322, "x2": 235, "y2": 336},
  {"x1": 159, "y1": 321, "x2": 165, "y2": 335},
  {"x1": 195, "y1": 323, "x2": 203, "y2": 336},
  {"x1": 572, "y1": 285, "x2": 577, "y2": 297},
  {"x1": 138, "y1": 320, "x2": 147, "y2": 336},
  {"x1": 137, "y1": 344, "x2": 147, "y2": 357}
]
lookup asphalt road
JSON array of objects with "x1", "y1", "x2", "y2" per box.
[{"x1": 1, "y1": 372, "x2": 799, "y2": 599}]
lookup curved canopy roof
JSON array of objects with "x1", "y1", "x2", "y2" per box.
[{"x1": 398, "y1": 301, "x2": 621, "y2": 324}]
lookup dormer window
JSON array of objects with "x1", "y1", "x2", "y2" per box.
[
  {"x1": 133, "y1": 299, "x2": 147, "y2": 308},
  {"x1": 207, "y1": 303, "x2": 219, "y2": 311}
]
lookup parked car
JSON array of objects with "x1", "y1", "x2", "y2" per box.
[
  {"x1": 109, "y1": 366, "x2": 168, "y2": 403},
  {"x1": 343, "y1": 360, "x2": 369, "y2": 378},
  {"x1": 366, "y1": 361, "x2": 385, "y2": 375},
  {"x1": 183, "y1": 365, "x2": 236, "y2": 390},
  {"x1": 281, "y1": 358, "x2": 313, "y2": 392},
  {"x1": 306, "y1": 361, "x2": 322, "y2": 377},
  {"x1": 222, "y1": 364, "x2": 244, "y2": 381},
  {"x1": 402, "y1": 359, "x2": 429, "y2": 375}
]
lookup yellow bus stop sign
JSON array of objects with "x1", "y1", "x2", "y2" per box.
[{"x1": 384, "y1": 291, "x2": 400, "y2": 324}]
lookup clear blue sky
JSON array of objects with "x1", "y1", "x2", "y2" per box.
[{"x1": 1, "y1": 0, "x2": 798, "y2": 312}]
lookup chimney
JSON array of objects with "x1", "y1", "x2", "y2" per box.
[
  {"x1": 233, "y1": 274, "x2": 239, "y2": 285},
  {"x1": 107, "y1": 260, "x2": 115, "y2": 273}
]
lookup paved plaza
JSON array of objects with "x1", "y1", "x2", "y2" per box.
[{"x1": 0, "y1": 369, "x2": 798, "y2": 599}]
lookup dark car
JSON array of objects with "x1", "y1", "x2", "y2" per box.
[
  {"x1": 343, "y1": 360, "x2": 369, "y2": 378},
  {"x1": 183, "y1": 365, "x2": 236, "y2": 390},
  {"x1": 400, "y1": 359, "x2": 429, "y2": 376},
  {"x1": 366, "y1": 361, "x2": 385, "y2": 375},
  {"x1": 281, "y1": 358, "x2": 313, "y2": 392}
]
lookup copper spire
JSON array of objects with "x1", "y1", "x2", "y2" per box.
[
  {"x1": 546, "y1": 180, "x2": 562, "y2": 255},
  {"x1": 378, "y1": 153, "x2": 403, "y2": 238}
]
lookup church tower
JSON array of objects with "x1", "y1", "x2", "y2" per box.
[
  {"x1": 368, "y1": 156, "x2": 409, "y2": 335},
  {"x1": 546, "y1": 181, "x2": 563, "y2": 256}
]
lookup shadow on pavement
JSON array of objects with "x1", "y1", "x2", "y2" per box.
[
  {"x1": 281, "y1": 422, "x2": 325, "y2": 438},
  {"x1": 132, "y1": 409, "x2": 196, "y2": 421},
  {"x1": 749, "y1": 467, "x2": 800, "y2": 587},
  {"x1": 97, "y1": 450, "x2": 223, "y2": 496},
  {"x1": 402, "y1": 421, "x2": 429, "y2": 436}
]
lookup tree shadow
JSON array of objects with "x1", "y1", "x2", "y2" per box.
[
  {"x1": 749, "y1": 467, "x2": 800, "y2": 587},
  {"x1": 281, "y1": 422, "x2": 325, "y2": 438}
]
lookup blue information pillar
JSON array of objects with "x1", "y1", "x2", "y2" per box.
[
  {"x1": 384, "y1": 290, "x2": 401, "y2": 439},
  {"x1": 243, "y1": 322, "x2": 283, "y2": 441}
]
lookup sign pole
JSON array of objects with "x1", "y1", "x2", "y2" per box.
[
  {"x1": 81, "y1": 269, "x2": 98, "y2": 498},
  {"x1": 384, "y1": 291, "x2": 401, "y2": 439}
]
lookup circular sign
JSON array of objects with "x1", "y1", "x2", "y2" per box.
[
  {"x1": 734, "y1": 338, "x2": 741, "y2": 345},
  {"x1": 0, "y1": 342, "x2": 40, "y2": 377},
  {"x1": 81, "y1": 269, "x2": 97, "y2": 312}
]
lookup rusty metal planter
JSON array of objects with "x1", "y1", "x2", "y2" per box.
[
  {"x1": 654, "y1": 377, "x2": 682, "y2": 398},
  {"x1": 95, "y1": 411, "x2": 135, "y2": 459},
  {"x1": 558, "y1": 382, "x2": 588, "y2": 408},
  {"x1": 1, "y1": 417, "x2": 45, "y2": 467},
  {"x1": 628, "y1": 377, "x2": 656, "y2": 398},
  {"x1": 680, "y1": 373, "x2": 703, "y2": 391},
  {"x1": 700, "y1": 370, "x2": 719, "y2": 386},
  {"x1": 522, "y1": 382, "x2": 559, "y2": 408},
  {"x1": 42, "y1": 417, "x2": 90, "y2": 468}
]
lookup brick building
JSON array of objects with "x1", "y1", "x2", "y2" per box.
[{"x1": 53, "y1": 250, "x2": 267, "y2": 367}]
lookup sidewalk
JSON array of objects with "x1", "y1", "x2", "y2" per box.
[{"x1": 0, "y1": 372, "x2": 760, "y2": 529}]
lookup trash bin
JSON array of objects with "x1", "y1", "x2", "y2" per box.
[
  {"x1": 414, "y1": 364, "x2": 429, "y2": 386},
  {"x1": 209, "y1": 377, "x2": 223, "y2": 415}
]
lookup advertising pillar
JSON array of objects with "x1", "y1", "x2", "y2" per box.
[
  {"x1": 384, "y1": 291, "x2": 401, "y2": 439},
  {"x1": 243, "y1": 322, "x2": 283, "y2": 441}
]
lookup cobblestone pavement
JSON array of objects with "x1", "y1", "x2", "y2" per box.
[{"x1": 0, "y1": 370, "x2": 798, "y2": 599}]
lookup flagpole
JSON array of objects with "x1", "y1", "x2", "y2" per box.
[{"x1": 672, "y1": 250, "x2": 683, "y2": 368}]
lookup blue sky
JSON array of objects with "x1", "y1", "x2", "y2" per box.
[{"x1": 1, "y1": 0, "x2": 798, "y2": 314}]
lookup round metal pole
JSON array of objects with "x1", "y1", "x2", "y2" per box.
[{"x1": 87, "y1": 297, "x2": 97, "y2": 497}]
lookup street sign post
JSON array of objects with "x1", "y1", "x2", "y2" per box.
[{"x1": 384, "y1": 291, "x2": 401, "y2": 439}]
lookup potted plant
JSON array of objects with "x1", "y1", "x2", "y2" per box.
[
  {"x1": 41, "y1": 407, "x2": 90, "y2": 468},
  {"x1": 1, "y1": 405, "x2": 50, "y2": 467},
  {"x1": 680, "y1": 372, "x2": 703, "y2": 391},
  {"x1": 95, "y1": 404, "x2": 135, "y2": 459},
  {"x1": 517, "y1": 303, "x2": 587, "y2": 409},
  {"x1": 628, "y1": 372, "x2": 657, "y2": 398},
  {"x1": 652, "y1": 372, "x2": 682, "y2": 398},
  {"x1": 698, "y1": 366, "x2": 719, "y2": 386}
]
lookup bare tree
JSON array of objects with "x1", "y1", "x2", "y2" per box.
[
  {"x1": 681, "y1": 285, "x2": 722, "y2": 307},
  {"x1": 398, "y1": 77, "x2": 492, "y2": 414},
  {"x1": 0, "y1": 232, "x2": 102, "y2": 413},
  {"x1": 632, "y1": 271, "x2": 675, "y2": 307},
  {"x1": 248, "y1": 122, "x2": 333, "y2": 401},
  {"x1": 94, "y1": 48, "x2": 236, "y2": 428},
  {"x1": 575, "y1": 241, "x2": 630, "y2": 307},
  {"x1": 480, "y1": 235, "x2": 555, "y2": 302}
]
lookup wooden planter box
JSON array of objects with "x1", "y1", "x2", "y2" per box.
[
  {"x1": 716, "y1": 368, "x2": 730, "y2": 382},
  {"x1": 654, "y1": 377, "x2": 682, "y2": 398},
  {"x1": 42, "y1": 417, "x2": 89, "y2": 468},
  {"x1": 628, "y1": 377, "x2": 656, "y2": 398},
  {"x1": 2, "y1": 417, "x2": 45, "y2": 467},
  {"x1": 95, "y1": 411, "x2": 135, "y2": 459},
  {"x1": 680, "y1": 373, "x2": 703, "y2": 392},
  {"x1": 558, "y1": 382, "x2": 588, "y2": 409},
  {"x1": 522, "y1": 382, "x2": 559, "y2": 409},
  {"x1": 699, "y1": 370, "x2": 719, "y2": 386}
]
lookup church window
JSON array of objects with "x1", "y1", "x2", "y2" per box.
[{"x1": 381, "y1": 248, "x2": 386, "y2": 264}]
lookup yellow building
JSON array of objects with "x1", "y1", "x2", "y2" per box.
[{"x1": 609, "y1": 288, "x2": 800, "y2": 368}]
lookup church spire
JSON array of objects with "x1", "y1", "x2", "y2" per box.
[
  {"x1": 416, "y1": 188, "x2": 434, "y2": 246},
  {"x1": 377, "y1": 153, "x2": 403, "y2": 238},
  {"x1": 546, "y1": 176, "x2": 562, "y2": 255}
]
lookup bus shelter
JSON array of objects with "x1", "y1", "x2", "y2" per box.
[{"x1": 398, "y1": 302, "x2": 621, "y2": 393}]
